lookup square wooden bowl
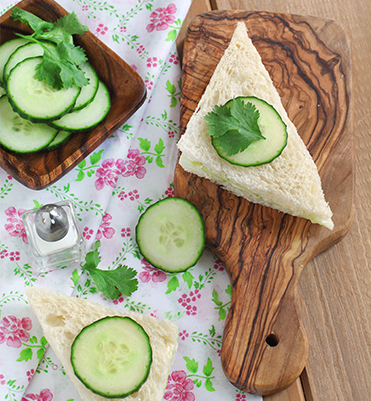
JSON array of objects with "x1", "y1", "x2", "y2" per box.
[{"x1": 0, "y1": 0, "x2": 146, "y2": 189}]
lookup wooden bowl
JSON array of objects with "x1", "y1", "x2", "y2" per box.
[{"x1": 0, "y1": 0, "x2": 146, "y2": 190}]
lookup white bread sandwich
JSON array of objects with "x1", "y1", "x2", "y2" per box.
[
  {"x1": 25, "y1": 286, "x2": 179, "y2": 401},
  {"x1": 177, "y1": 21, "x2": 334, "y2": 230}
]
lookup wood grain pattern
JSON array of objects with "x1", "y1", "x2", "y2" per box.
[
  {"x1": 174, "y1": 10, "x2": 353, "y2": 396},
  {"x1": 0, "y1": 0, "x2": 146, "y2": 190}
]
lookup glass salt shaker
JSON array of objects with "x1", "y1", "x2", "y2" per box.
[{"x1": 22, "y1": 200, "x2": 85, "y2": 272}]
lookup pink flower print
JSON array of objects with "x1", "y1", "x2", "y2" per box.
[
  {"x1": 26, "y1": 369, "x2": 35, "y2": 382},
  {"x1": 145, "y1": 78, "x2": 153, "y2": 90},
  {"x1": 165, "y1": 186, "x2": 174, "y2": 197},
  {"x1": 82, "y1": 5, "x2": 89, "y2": 11},
  {"x1": 113, "y1": 295, "x2": 124, "y2": 305},
  {"x1": 169, "y1": 54, "x2": 179, "y2": 65},
  {"x1": 146, "y1": 57, "x2": 158, "y2": 68},
  {"x1": 122, "y1": 149, "x2": 146, "y2": 179},
  {"x1": 0, "y1": 315, "x2": 32, "y2": 348},
  {"x1": 118, "y1": 191, "x2": 128, "y2": 201},
  {"x1": 137, "y1": 45, "x2": 145, "y2": 55},
  {"x1": 120, "y1": 26, "x2": 127, "y2": 33},
  {"x1": 213, "y1": 259, "x2": 224, "y2": 271},
  {"x1": 179, "y1": 329, "x2": 189, "y2": 340},
  {"x1": 22, "y1": 388, "x2": 53, "y2": 401},
  {"x1": 96, "y1": 213, "x2": 115, "y2": 240},
  {"x1": 164, "y1": 370, "x2": 195, "y2": 401},
  {"x1": 128, "y1": 190, "x2": 139, "y2": 201},
  {"x1": 178, "y1": 290, "x2": 201, "y2": 316},
  {"x1": 236, "y1": 393, "x2": 247, "y2": 400},
  {"x1": 83, "y1": 227, "x2": 95, "y2": 240},
  {"x1": 0, "y1": 249, "x2": 9, "y2": 259},
  {"x1": 95, "y1": 158, "x2": 125, "y2": 190},
  {"x1": 139, "y1": 258, "x2": 166, "y2": 283},
  {"x1": 146, "y1": 4, "x2": 177, "y2": 33},
  {"x1": 96, "y1": 23, "x2": 108, "y2": 36},
  {"x1": 0, "y1": 374, "x2": 6, "y2": 385},
  {"x1": 9, "y1": 251, "x2": 20, "y2": 261},
  {"x1": 4, "y1": 206, "x2": 28, "y2": 244},
  {"x1": 121, "y1": 228, "x2": 131, "y2": 237},
  {"x1": 168, "y1": 131, "x2": 175, "y2": 139}
]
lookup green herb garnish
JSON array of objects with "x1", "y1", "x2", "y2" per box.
[
  {"x1": 11, "y1": 8, "x2": 89, "y2": 90},
  {"x1": 205, "y1": 97, "x2": 265, "y2": 156},
  {"x1": 81, "y1": 240, "x2": 138, "y2": 300}
]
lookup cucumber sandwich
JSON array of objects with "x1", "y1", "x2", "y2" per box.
[
  {"x1": 177, "y1": 22, "x2": 333, "y2": 230},
  {"x1": 26, "y1": 286, "x2": 179, "y2": 401}
]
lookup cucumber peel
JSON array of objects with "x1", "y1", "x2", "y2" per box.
[{"x1": 136, "y1": 198, "x2": 206, "y2": 273}]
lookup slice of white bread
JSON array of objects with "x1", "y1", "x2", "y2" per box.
[
  {"x1": 25, "y1": 286, "x2": 179, "y2": 401},
  {"x1": 177, "y1": 22, "x2": 333, "y2": 230}
]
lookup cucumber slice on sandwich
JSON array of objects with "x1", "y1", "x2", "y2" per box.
[
  {"x1": 209, "y1": 96, "x2": 288, "y2": 167},
  {"x1": 71, "y1": 316, "x2": 152, "y2": 398},
  {"x1": 136, "y1": 198, "x2": 205, "y2": 273}
]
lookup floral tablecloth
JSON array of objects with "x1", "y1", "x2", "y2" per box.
[{"x1": 0, "y1": 1, "x2": 262, "y2": 400}]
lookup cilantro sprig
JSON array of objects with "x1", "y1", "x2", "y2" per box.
[
  {"x1": 205, "y1": 97, "x2": 265, "y2": 156},
  {"x1": 11, "y1": 8, "x2": 89, "y2": 90},
  {"x1": 81, "y1": 240, "x2": 138, "y2": 300}
]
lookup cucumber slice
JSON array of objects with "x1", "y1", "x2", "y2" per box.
[
  {"x1": 212, "y1": 96, "x2": 288, "y2": 167},
  {"x1": 7, "y1": 57, "x2": 80, "y2": 123},
  {"x1": 71, "y1": 316, "x2": 152, "y2": 398},
  {"x1": 71, "y1": 61, "x2": 99, "y2": 111},
  {"x1": 47, "y1": 130, "x2": 73, "y2": 150},
  {"x1": 3, "y1": 41, "x2": 55, "y2": 83},
  {"x1": 50, "y1": 80, "x2": 110, "y2": 132},
  {"x1": 0, "y1": 96, "x2": 58, "y2": 153},
  {"x1": 0, "y1": 38, "x2": 30, "y2": 84},
  {"x1": 136, "y1": 197, "x2": 205, "y2": 273}
]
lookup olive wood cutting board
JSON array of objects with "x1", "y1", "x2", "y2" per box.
[{"x1": 174, "y1": 10, "x2": 354, "y2": 396}]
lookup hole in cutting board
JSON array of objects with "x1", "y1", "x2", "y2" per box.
[{"x1": 266, "y1": 333, "x2": 279, "y2": 347}]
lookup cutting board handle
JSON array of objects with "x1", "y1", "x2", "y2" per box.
[{"x1": 220, "y1": 220, "x2": 309, "y2": 395}]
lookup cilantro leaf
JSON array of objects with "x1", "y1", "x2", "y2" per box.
[
  {"x1": 81, "y1": 240, "x2": 138, "y2": 300},
  {"x1": 11, "y1": 8, "x2": 89, "y2": 90},
  {"x1": 205, "y1": 98, "x2": 265, "y2": 156}
]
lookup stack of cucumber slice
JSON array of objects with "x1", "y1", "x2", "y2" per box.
[{"x1": 0, "y1": 38, "x2": 111, "y2": 154}]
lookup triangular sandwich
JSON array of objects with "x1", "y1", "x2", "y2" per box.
[
  {"x1": 177, "y1": 22, "x2": 333, "y2": 229},
  {"x1": 25, "y1": 286, "x2": 178, "y2": 401}
]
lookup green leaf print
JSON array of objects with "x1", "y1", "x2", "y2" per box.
[
  {"x1": 182, "y1": 270, "x2": 193, "y2": 289},
  {"x1": 165, "y1": 275, "x2": 180, "y2": 294},
  {"x1": 191, "y1": 325, "x2": 222, "y2": 351},
  {"x1": 165, "y1": 29, "x2": 177, "y2": 42},
  {"x1": 138, "y1": 137, "x2": 165, "y2": 168},
  {"x1": 16, "y1": 335, "x2": 47, "y2": 363},
  {"x1": 17, "y1": 348, "x2": 32, "y2": 362},
  {"x1": 184, "y1": 357, "x2": 198, "y2": 374},
  {"x1": 212, "y1": 287, "x2": 231, "y2": 321},
  {"x1": 75, "y1": 150, "x2": 103, "y2": 182},
  {"x1": 166, "y1": 78, "x2": 181, "y2": 108},
  {"x1": 139, "y1": 138, "x2": 151, "y2": 152},
  {"x1": 0, "y1": 177, "x2": 13, "y2": 199},
  {"x1": 203, "y1": 357, "x2": 214, "y2": 376},
  {"x1": 166, "y1": 80, "x2": 176, "y2": 95},
  {"x1": 184, "y1": 356, "x2": 216, "y2": 392}
]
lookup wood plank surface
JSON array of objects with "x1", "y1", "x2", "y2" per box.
[{"x1": 178, "y1": 0, "x2": 371, "y2": 400}]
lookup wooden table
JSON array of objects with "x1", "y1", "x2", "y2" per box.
[{"x1": 176, "y1": 1, "x2": 371, "y2": 400}]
